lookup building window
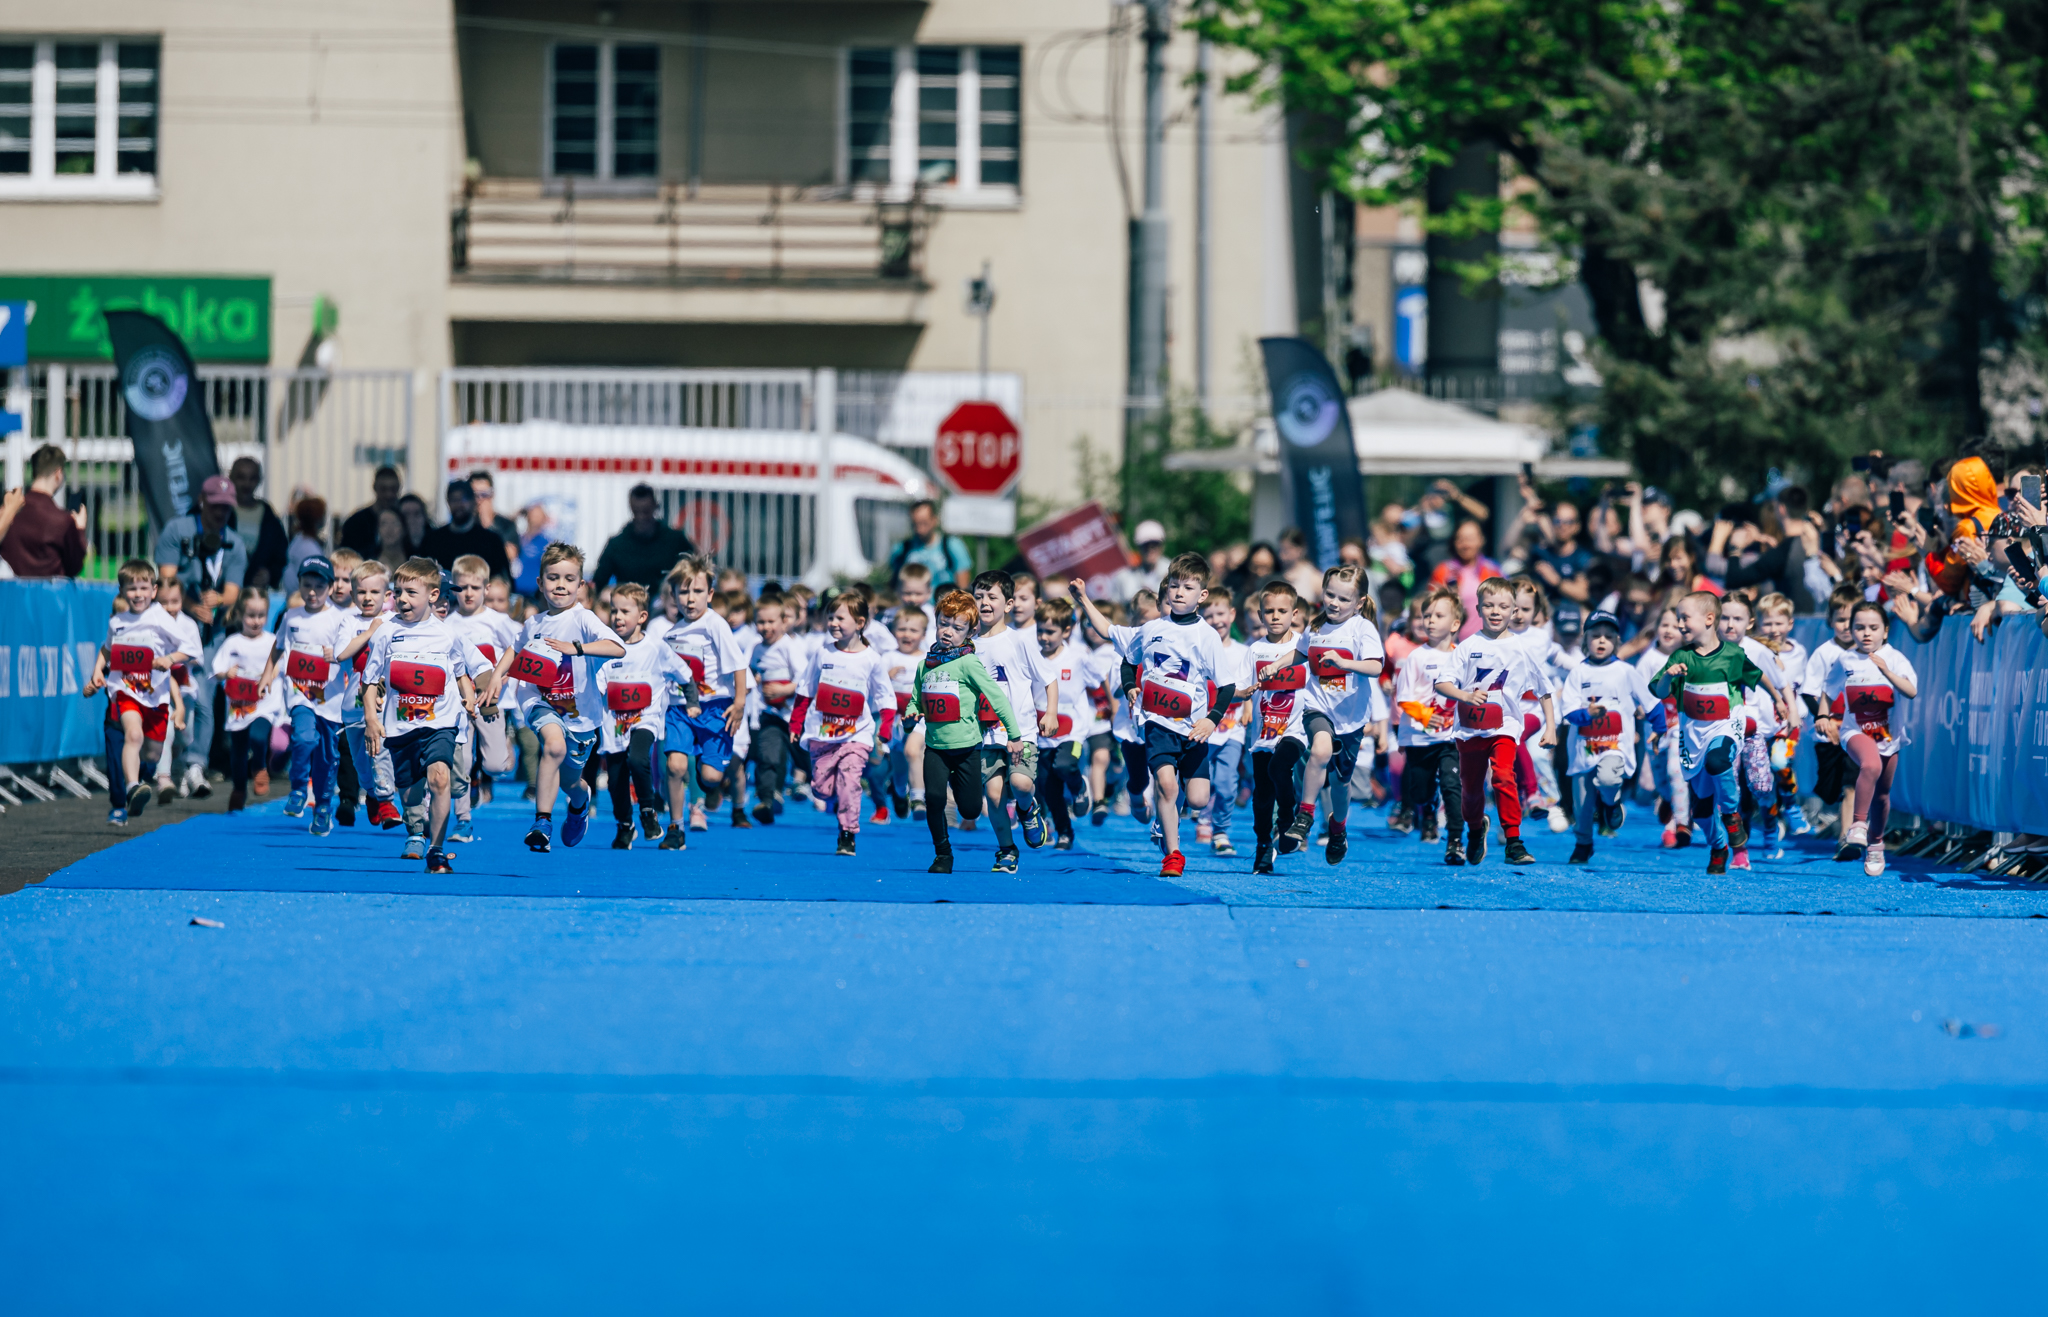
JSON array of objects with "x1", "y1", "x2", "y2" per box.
[
  {"x1": 548, "y1": 42, "x2": 659, "y2": 181},
  {"x1": 844, "y1": 44, "x2": 1020, "y2": 198},
  {"x1": 0, "y1": 37, "x2": 158, "y2": 199}
]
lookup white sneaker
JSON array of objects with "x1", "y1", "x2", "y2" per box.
[
  {"x1": 156, "y1": 777, "x2": 177, "y2": 803},
  {"x1": 1863, "y1": 843, "x2": 1887, "y2": 876},
  {"x1": 1844, "y1": 821, "x2": 1868, "y2": 848},
  {"x1": 184, "y1": 762, "x2": 213, "y2": 799},
  {"x1": 176, "y1": 768, "x2": 194, "y2": 798},
  {"x1": 1548, "y1": 809, "x2": 1571, "y2": 833}
]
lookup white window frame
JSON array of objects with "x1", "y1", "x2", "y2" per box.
[
  {"x1": 0, "y1": 37, "x2": 158, "y2": 202},
  {"x1": 840, "y1": 43, "x2": 1020, "y2": 208},
  {"x1": 543, "y1": 40, "x2": 660, "y2": 188}
]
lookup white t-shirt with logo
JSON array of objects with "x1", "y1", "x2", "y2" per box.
[
  {"x1": 1037, "y1": 641, "x2": 1091, "y2": 748},
  {"x1": 1446, "y1": 631, "x2": 1551, "y2": 741},
  {"x1": 1817, "y1": 646, "x2": 1917, "y2": 758},
  {"x1": 595, "y1": 634, "x2": 694, "y2": 754},
  {"x1": 799, "y1": 642, "x2": 896, "y2": 746},
  {"x1": 363, "y1": 615, "x2": 493, "y2": 736},
  {"x1": 1293, "y1": 615, "x2": 1385, "y2": 735},
  {"x1": 664, "y1": 609, "x2": 749, "y2": 706},
  {"x1": 1248, "y1": 635, "x2": 1308, "y2": 752},
  {"x1": 973, "y1": 627, "x2": 1051, "y2": 747},
  {"x1": 753, "y1": 634, "x2": 802, "y2": 725},
  {"x1": 1129, "y1": 614, "x2": 1227, "y2": 739},
  {"x1": 512, "y1": 605, "x2": 623, "y2": 733},
  {"x1": 103, "y1": 603, "x2": 184, "y2": 709},
  {"x1": 1392, "y1": 642, "x2": 1460, "y2": 748},
  {"x1": 1557, "y1": 657, "x2": 1657, "y2": 776},
  {"x1": 212, "y1": 631, "x2": 286, "y2": 732},
  {"x1": 274, "y1": 604, "x2": 353, "y2": 722}
]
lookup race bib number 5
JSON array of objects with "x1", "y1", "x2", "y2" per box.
[{"x1": 388, "y1": 659, "x2": 448, "y2": 697}]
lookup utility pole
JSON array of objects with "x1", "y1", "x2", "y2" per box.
[
  {"x1": 1194, "y1": 34, "x2": 1212, "y2": 411},
  {"x1": 967, "y1": 261, "x2": 995, "y2": 396},
  {"x1": 1124, "y1": 0, "x2": 1172, "y2": 517}
]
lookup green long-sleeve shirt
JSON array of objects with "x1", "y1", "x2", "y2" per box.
[{"x1": 911, "y1": 652, "x2": 1024, "y2": 750}]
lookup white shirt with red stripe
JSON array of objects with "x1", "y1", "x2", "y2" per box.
[
  {"x1": 363, "y1": 615, "x2": 493, "y2": 736},
  {"x1": 798, "y1": 642, "x2": 895, "y2": 747},
  {"x1": 1036, "y1": 641, "x2": 1091, "y2": 748},
  {"x1": 1818, "y1": 645, "x2": 1917, "y2": 757},
  {"x1": 212, "y1": 631, "x2": 285, "y2": 732},
  {"x1": 1293, "y1": 615, "x2": 1385, "y2": 735},
  {"x1": 594, "y1": 635, "x2": 694, "y2": 754},
  {"x1": 1447, "y1": 631, "x2": 1552, "y2": 741},
  {"x1": 274, "y1": 604, "x2": 353, "y2": 722}
]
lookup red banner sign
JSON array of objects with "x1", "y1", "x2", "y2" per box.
[{"x1": 1016, "y1": 501, "x2": 1131, "y2": 598}]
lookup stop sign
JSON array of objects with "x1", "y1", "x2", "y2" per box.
[{"x1": 934, "y1": 401, "x2": 1021, "y2": 497}]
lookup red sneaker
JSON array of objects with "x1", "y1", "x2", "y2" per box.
[
  {"x1": 869, "y1": 805, "x2": 890, "y2": 825},
  {"x1": 369, "y1": 798, "x2": 402, "y2": 829},
  {"x1": 1159, "y1": 850, "x2": 1186, "y2": 878}
]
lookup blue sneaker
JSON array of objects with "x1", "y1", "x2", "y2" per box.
[
  {"x1": 561, "y1": 791, "x2": 592, "y2": 848},
  {"x1": 525, "y1": 817, "x2": 553, "y2": 853},
  {"x1": 1783, "y1": 801, "x2": 1812, "y2": 836},
  {"x1": 450, "y1": 816, "x2": 476, "y2": 844},
  {"x1": 282, "y1": 788, "x2": 307, "y2": 818},
  {"x1": 1019, "y1": 801, "x2": 1047, "y2": 849},
  {"x1": 309, "y1": 807, "x2": 334, "y2": 838},
  {"x1": 108, "y1": 807, "x2": 128, "y2": 827},
  {"x1": 402, "y1": 833, "x2": 426, "y2": 860}
]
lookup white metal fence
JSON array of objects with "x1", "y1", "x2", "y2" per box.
[{"x1": 7, "y1": 365, "x2": 416, "y2": 582}]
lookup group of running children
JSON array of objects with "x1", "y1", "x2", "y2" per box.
[{"x1": 86, "y1": 539, "x2": 1916, "y2": 880}]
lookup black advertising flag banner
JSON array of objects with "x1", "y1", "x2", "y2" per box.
[
  {"x1": 105, "y1": 309, "x2": 222, "y2": 533},
  {"x1": 1259, "y1": 337, "x2": 1366, "y2": 569}
]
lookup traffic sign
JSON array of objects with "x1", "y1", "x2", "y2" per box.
[{"x1": 934, "y1": 401, "x2": 1021, "y2": 497}]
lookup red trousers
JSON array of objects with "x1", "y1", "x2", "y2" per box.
[{"x1": 1459, "y1": 734, "x2": 1523, "y2": 838}]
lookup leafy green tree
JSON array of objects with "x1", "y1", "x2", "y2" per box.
[{"x1": 1197, "y1": 0, "x2": 2047, "y2": 502}]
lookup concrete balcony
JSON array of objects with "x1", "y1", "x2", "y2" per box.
[{"x1": 451, "y1": 178, "x2": 928, "y2": 290}]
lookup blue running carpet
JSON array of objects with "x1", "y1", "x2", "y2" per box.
[{"x1": 5, "y1": 791, "x2": 2047, "y2": 1312}]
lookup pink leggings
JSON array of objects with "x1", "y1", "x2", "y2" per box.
[
  {"x1": 808, "y1": 739, "x2": 873, "y2": 831},
  {"x1": 1846, "y1": 734, "x2": 1898, "y2": 840}
]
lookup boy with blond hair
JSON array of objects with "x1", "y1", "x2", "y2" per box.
[
  {"x1": 658, "y1": 554, "x2": 750, "y2": 844},
  {"x1": 487, "y1": 541, "x2": 626, "y2": 852},
  {"x1": 83, "y1": 558, "x2": 189, "y2": 826}
]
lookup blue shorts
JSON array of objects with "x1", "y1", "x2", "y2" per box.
[
  {"x1": 665, "y1": 698, "x2": 735, "y2": 772},
  {"x1": 527, "y1": 708, "x2": 598, "y2": 778}
]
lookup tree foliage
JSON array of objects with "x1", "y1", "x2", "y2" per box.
[{"x1": 1197, "y1": 0, "x2": 2048, "y2": 501}]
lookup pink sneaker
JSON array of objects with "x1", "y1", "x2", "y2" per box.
[{"x1": 1730, "y1": 847, "x2": 1752, "y2": 871}]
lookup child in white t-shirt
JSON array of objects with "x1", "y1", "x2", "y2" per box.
[{"x1": 213, "y1": 590, "x2": 286, "y2": 811}]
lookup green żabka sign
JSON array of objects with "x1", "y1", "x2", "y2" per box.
[{"x1": 0, "y1": 275, "x2": 271, "y2": 362}]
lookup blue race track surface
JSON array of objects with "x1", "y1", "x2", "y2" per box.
[{"x1": 8, "y1": 793, "x2": 2048, "y2": 1312}]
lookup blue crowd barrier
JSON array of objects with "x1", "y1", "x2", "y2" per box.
[
  {"x1": 1788, "y1": 615, "x2": 2045, "y2": 832},
  {"x1": 0, "y1": 578, "x2": 119, "y2": 765}
]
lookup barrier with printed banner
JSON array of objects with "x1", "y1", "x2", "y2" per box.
[
  {"x1": 0, "y1": 580, "x2": 120, "y2": 764},
  {"x1": 1788, "y1": 617, "x2": 2047, "y2": 831}
]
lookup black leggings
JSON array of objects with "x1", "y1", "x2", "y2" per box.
[
  {"x1": 607, "y1": 728, "x2": 658, "y2": 822},
  {"x1": 1400, "y1": 741, "x2": 1465, "y2": 832},
  {"x1": 923, "y1": 743, "x2": 984, "y2": 854},
  {"x1": 229, "y1": 719, "x2": 273, "y2": 792},
  {"x1": 1251, "y1": 740, "x2": 1308, "y2": 847},
  {"x1": 1037, "y1": 742, "x2": 1085, "y2": 836},
  {"x1": 751, "y1": 716, "x2": 790, "y2": 804}
]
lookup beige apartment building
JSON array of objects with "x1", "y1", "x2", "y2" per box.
[{"x1": 2, "y1": 0, "x2": 1315, "y2": 519}]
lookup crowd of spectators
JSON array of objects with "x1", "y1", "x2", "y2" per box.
[{"x1": 1168, "y1": 454, "x2": 2047, "y2": 650}]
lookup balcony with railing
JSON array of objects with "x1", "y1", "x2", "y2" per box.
[{"x1": 449, "y1": 179, "x2": 929, "y2": 289}]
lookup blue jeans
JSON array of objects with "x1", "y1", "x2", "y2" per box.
[
  {"x1": 289, "y1": 705, "x2": 340, "y2": 807},
  {"x1": 1205, "y1": 739, "x2": 1244, "y2": 835},
  {"x1": 342, "y1": 717, "x2": 396, "y2": 801}
]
